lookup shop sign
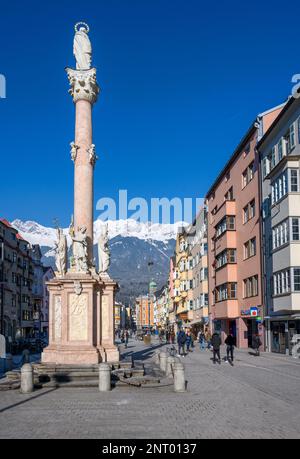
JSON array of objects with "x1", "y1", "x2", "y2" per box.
[
  {"x1": 241, "y1": 307, "x2": 259, "y2": 317},
  {"x1": 250, "y1": 307, "x2": 258, "y2": 317}
]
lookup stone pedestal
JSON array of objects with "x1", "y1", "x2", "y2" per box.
[{"x1": 42, "y1": 274, "x2": 119, "y2": 364}]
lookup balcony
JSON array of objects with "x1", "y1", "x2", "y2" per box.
[
  {"x1": 215, "y1": 264, "x2": 237, "y2": 285},
  {"x1": 214, "y1": 300, "x2": 239, "y2": 319},
  {"x1": 215, "y1": 231, "x2": 237, "y2": 256},
  {"x1": 214, "y1": 201, "x2": 236, "y2": 227}
]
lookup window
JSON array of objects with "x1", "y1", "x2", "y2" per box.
[
  {"x1": 13, "y1": 252, "x2": 17, "y2": 263},
  {"x1": 287, "y1": 123, "x2": 296, "y2": 153},
  {"x1": 271, "y1": 147, "x2": 276, "y2": 169},
  {"x1": 227, "y1": 216, "x2": 235, "y2": 230},
  {"x1": 215, "y1": 283, "x2": 237, "y2": 302},
  {"x1": 243, "y1": 276, "x2": 258, "y2": 298},
  {"x1": 263, "y1": 157, "x2": 270, "y2": 178},
  {"x1": 244, "y1": 238, "x2": 256, "y2": 259},
  {"x1": 290, "y1": 169, "x2": 299, "y2": 192},
  {"x1": 215, "y1": 216, "x2": 235, "y2": 238},
  {"x1": 200, "y1": 268, "x2": 208, "y2": 281},
  {"x1": 292, "y1": 218, "x2": 300, "y2": 241},
  {"x1": 273, "y1": 269, "x2": 290, "y2": 295},
  {"x1": 242, "y1": 162, "x2": 254, "y2": 188},
  {"x1": 271, "y1": 171, "x2": 288, "y2": 205},
  {"x1": 243, "y1": 199, "x2": 255, "y2": 223},
  {"x1": 294, "y1": 269, "x2": 300, "y2": 291},
  {"x1": 225, "y1": 187, "x2": 234, "y2": 201},
  {"x1": 272, "y1": 220, "x2": 289, "y2": 250},
  {"x1": 216, "y1": 249, "x2": 236, "y2": 268},
  {"x1": 12, "y1": 295, "x2": 16, "y2": 308}
]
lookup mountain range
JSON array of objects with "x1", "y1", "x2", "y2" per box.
[{"x1": 12, "y1": 219, "x2": 185, "y2": 304}]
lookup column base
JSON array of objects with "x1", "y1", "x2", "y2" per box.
[
  {"x1": 42, "y1": 345, "x2": 101, "y2": 365},
  {"x1": 99, "y1": 346, "x2": 120, "y2": 363}
]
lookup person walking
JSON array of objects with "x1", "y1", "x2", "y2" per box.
[
  {"x1": 124, "y1": 330, "x2": 129, "y2": 348},
  {"x1": 225, "y1": 332, "x2": 235, "y2": 364},
  {"x1": 253, "y1": 334, "x2": 262, "y2": 356},
  {"x1": 205, "y1": 330, "x2": 212, "y2": 350},
  {"x1": 198, "y1": 330, "x2": 206, "y2": 351},
  {"x1": 171, "y1": 330, "x2": 175, "y2": 344},
  {"x1": 211, "y1": 332, "x2": 222, "y2": 364},
  {"x1": 177, "y1": 328, "x2": 187, "y2": 357},
  {"x1": 186, "y1": 330, "x2": 192, "y2": 353}
]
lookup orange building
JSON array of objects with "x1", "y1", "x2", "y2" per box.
[
  {"x1": 135, "y1": 295, "x2": 155, "y2": 329},
  {"x1": 206, "y1": 104, "x2": 284, "y2": 348}
]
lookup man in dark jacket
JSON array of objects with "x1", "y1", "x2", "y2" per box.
[
  {"x1": 211, "y1": 332, "x2": 222, "y2": 364},
  {"x1": 253, "y1": 334, "x2": 262, "y2": 356},
  {"x1": 225, "y1": 333, "x2": 235, "y2": 363},
  {"x1": 177, "y1": 328, "x2": 187, "y2": 357}
]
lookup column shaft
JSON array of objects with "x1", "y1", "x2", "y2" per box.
[{"x1": 74, "y1": 99, "x2": 94, "y2": 262}]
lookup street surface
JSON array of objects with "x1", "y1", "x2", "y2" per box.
[{"x1": 0, "y1": 338, "x2": 300, "y2": 439}]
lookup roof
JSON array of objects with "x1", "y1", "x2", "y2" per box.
[
  {"x1": 257, "y1": 96, "x2": 296, "y2": 149},
  {"x1": 0, "y1": 218, "x2": 13, "y2": 228}
]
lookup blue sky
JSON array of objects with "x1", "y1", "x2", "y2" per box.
[{"x1": 0, "y1": 0, "x2": 299, "y2": 226}]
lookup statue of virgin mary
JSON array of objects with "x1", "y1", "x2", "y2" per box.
[{"x1": 73, "y1": 23, "x2": 92, "y2": 70}]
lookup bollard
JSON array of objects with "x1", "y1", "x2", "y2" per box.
[
  {"x1": 99, "y1": 363, "x2": 111, "y2": 392},
  {"x1": 173, "y1": 361, "x2": 186, "y2": 392},
  {"x1": 159, "y1": 352, "x2": 168, "y2": 373},
  {"x1": 5, "y1": 353, "x2": 13, "y2": 372},
  {"x1": 20, "y1": 363, "x2": 34, "y2": 394},
  {"x1": 166, "y1": 356, "x2": 177, "y2": 378},
  {"x1": 154, "y1": 351, "x2": 160, "y2": 365}
]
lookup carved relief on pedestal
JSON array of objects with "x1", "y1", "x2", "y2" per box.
[
  {"x1": 69, "y1": 293, "x2": 88, "y2": 341},
  {"x1": 101, "y1": 295, "x2": 109, "y2": 340},
  {"x1": 54, "y1": 296, "x2": 62, "y2": 342},
  {"x1": 66, "y1": 68, "x2": 100, "y2": 104}
]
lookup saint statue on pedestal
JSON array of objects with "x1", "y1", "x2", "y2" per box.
[
  {"x1": 54, "y1": 228, "x2": 68, "y2": 276},
  {"x1": 71, "y1": 226, "x2": 89, "y2": 273},
  {"x1": 98, "y1": 224, "x2": 110, "y2": 274}
]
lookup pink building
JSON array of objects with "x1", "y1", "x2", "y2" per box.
[{"x1": 206, "y1": 104, "x2": 283, "y2": 348}]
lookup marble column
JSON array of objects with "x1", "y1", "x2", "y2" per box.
[{"x1": 66, "y1": 68, "x2": 99, "y2": 264}]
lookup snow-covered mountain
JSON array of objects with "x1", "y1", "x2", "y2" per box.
[
  {"x1": 12, "y1": 219, "x2": 186, "y2": 248},
  {"x1": 12, "y1": 219, "x2": 183, "y2": 303}
]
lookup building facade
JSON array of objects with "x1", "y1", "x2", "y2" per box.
[
  {"x1": 173, "y1": 229, "x2": 193, "y2": 328},
  {"x1": 41, "y1": 266, "x2": 54, "y2": 337},
  {"x1": 188, "y1": 207, "x2": 209, "y2": 335},
  {"x1": 258, "y1": 96, "x2": 300, "y2": 354},
  {"x1": 135, "y1": 295, "x2": 155, "y2": 329},
  {"x1": 0, "y1": 219, "x2": 44, "y2": 343},
  {"x1": 206, "y1": 105, "x2": 283, "y2": 348}
]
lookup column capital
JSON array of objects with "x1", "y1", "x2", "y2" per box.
[{"x1": 66, "y1": 67, "x2": 100, "y2": 104}]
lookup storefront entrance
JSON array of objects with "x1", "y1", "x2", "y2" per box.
[
  {"x1": 247, "y1": 319, "x2": 258, "y2": 348},
  {"x1": 271, "y1": 320, "x2": 300, "y2": 354}
]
